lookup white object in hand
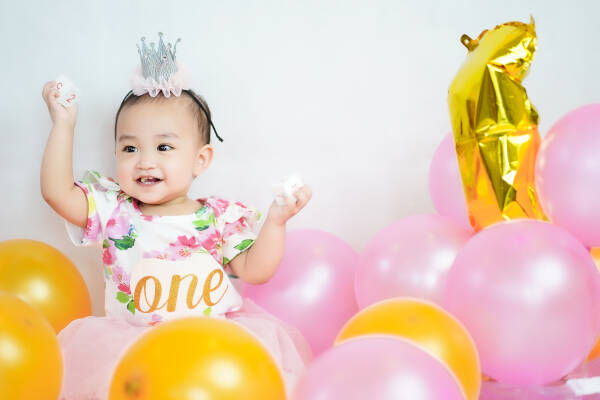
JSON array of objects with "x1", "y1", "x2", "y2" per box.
[
  {"x1": 272, "y1": 174, "x2": 304, "y2": 206},
  {"x1": 54, "y1": 75, "x2": 80, "y2": 107}
]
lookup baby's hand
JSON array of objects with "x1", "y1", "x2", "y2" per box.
[
  {"x1": 266, "y1": 184, "x2": 312, "y2": 226},
  {"x1": 42, "y1": 81, "x2": 78, "y2": 126}
]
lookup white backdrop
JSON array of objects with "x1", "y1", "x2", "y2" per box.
[{"x1": 1, "y1": 0, "x2": 599, "y2": 315}]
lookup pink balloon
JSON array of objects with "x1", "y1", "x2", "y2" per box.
[
  {"x1": 444, "y1": 220, "x2": 600, "y2": 385},
  {"x1": 243, "y1": 229, "x2": 358, "y2": 355},
  {"x1": 536, "y1": 103, "x2": 600, "y2": 247},
  {"x1": 355, "y1": 214, "x2": 472, "y2": 309},
  {"x1": 292, "y1": 336, "x2": 465, "y2": 400},
  {"x1": 429, "y1": 133, "x2": 473, "y2": 231}
]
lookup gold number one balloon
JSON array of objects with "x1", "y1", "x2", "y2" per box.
[{"x1": 448, "y1": 17, "x2": 547, "y2": 231}]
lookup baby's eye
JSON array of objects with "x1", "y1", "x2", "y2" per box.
[
  {"x1": 122, "y1": 145, "x2": 137, "y2": 153},
  {"x1": 157, "y1": 144, "x2": 173, "y2": 151}
]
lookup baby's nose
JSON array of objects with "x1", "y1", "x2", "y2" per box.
[{"x1": 135, "y1": 154, "x2": 157, "y2": 169}]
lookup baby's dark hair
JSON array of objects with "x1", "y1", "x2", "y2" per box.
[{"x1": 114, "y1": 89, "x2": 221, "y2": 144}]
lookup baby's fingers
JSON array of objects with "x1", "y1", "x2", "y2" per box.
[
  {"x1": 42, "y1": 81, "x2": 56, "y2": 97},
  {"x1": 292, "y1": 185, "x2": 312, "y2": 210},
  {"x1": 42, "y1": 83, "x2": 61, "y2": 105}
]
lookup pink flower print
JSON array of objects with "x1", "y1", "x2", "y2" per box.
[
  {"x1": 111, "y1": 265, "x2": 130, "y2": 285},
  {"x1": 111, "y1": 265, "x2": 124, "y2": 284},
  {"x1": 102, "y1": 246, "x2": 115, "y2": 265},
  {"x1": 143, "y1": 215, "x2": 154, "y2": 221},
  {"x1": 222, "y1": 217, "x2": 248, "y2": 239},
  {"x1": 208, "y1": 198, "x2": 230, "y2": 218},
  {"x1": 200, "y1": 231, "x2": 224, "y2": 253},
  {"x1": 167, "y1": 245, "x2": 192, "y2": 260},
  {"x1": 177, "y1": 235, "x2": 202, "y2": 248},
  {"x1": 112, "y1": 265, "x2": 131, "y2": 294},
  {"x1": 85, "y1": 212, "x2": 102, "y2": 242},
  {"x1": 106, "y1": 214, "x2": 131, "y2": 238},
  {"x1": 118, "y1": 283, "x2": 131, "y2": 295},
  {"x1": 165, "y1": 235, "x2": 203, "y2": 261},
  {"x1": 143, "y1": 249, "x2": 168, "y2": 259},
  {"x1": 166, "y1": 244, "x2": 193, "y2": 260},
  {"x1": 234, "y1": 201, "x2": 247, "y2": 209}
]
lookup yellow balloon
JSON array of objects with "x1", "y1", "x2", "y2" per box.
[
  {"x1": 0, "y1": 292, "x2": 63, "y2": 400},
  {"x1": 336, "y1": 298, "x2": 480, "y2": 400},
  {"x1": 110, "y1": 317, "x2": 286, "y2": 400},
  {"x1": 591, "y1": 247, "x2": 600, "y2": 271},
  {"x1": 0, "y1": 239, "x2": 91, "y2": 333},
  {"x1": 587, "y1": 336, "x2": 600, "y2": 361}
]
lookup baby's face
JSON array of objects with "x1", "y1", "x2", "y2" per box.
[{"x1": 115, "y1": 97, "x2": 209, "y2": 205}]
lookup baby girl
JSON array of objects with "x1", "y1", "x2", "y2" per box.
[{"x1": 41, "y1": 33, "x2": 312, "y2": 399}]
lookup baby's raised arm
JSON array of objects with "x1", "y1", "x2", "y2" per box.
[{"x1": 40, "y1": 81, "x2": 87, "y2": 228}]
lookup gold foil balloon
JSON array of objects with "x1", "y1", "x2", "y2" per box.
[
  {"x1": 448, "y1": 18, "x2": 547, "y2": 231},
  {"x1": 109, "y1": 317, "x2": 286, "y2": 400},
  {"x1": 335, "y1": 298, "x2": 480, "y2": 400},
  {"x1": 0, "y1": 292, "x2": 63, "y2": 399},
  {"x1": 0, "y1": 239, "x2": 91, "y2": 333}
]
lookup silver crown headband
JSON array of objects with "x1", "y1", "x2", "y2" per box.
[{"x1": 122, "y1": 32, "x2": 223, "y2": 142}]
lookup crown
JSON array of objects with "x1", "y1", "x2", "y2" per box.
[
  {"x1": 136, "y1": 32, "x2": 181, "y2": 83},
  {"x1": 127, "y1": 32, "x2": 223, "y2": 141},
  {"x1": 131, "y1": 32, "x2": 191, "y2": 98}
]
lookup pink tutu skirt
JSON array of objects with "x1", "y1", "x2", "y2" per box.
[{"x1": 57, "y1": 299, "x2": 313, "y2": 400}]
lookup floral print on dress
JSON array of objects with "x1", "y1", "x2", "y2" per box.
[
  {"x1": 143, "y1": 235, "x2": 211, "y2": 262},
  {"x1": 192, "y1": 205, "x2": 216, "y2": 232},
  {"x1": 112, "y1": 265, "x2": 136, "y2": 315},
  {"x1": 103, "y1": 212, "x2": 138, "y2": 315},
  {"x1": 73, "y1": 182, "x2": 102, "y2": 245},
  {"x1": 106, "y1": 215, "x2": 137, "y2": 250},
  {"x1": 65, "y1": 169, "x2": 261, "y2": 327}
]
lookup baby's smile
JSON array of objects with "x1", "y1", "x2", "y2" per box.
[{"x1": 137, "y1": 176, "x2": 163, "y2": 185}]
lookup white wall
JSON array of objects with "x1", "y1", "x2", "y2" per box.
[{"x1": 2, "y1": 0, "x2": 599, "y2": 315}]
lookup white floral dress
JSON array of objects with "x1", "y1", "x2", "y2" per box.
[{"x1": 57, "y1": 170, "x2": 312, "y2": 399}]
